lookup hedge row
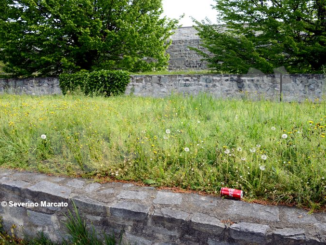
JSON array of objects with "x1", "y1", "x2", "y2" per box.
[{"x1": 59, "y1": 70, "x2": 130, "y2": 96}]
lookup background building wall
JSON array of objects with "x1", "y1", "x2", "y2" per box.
[{"x1": 166, "y1": 27, "x2": 209, "y2": 70}]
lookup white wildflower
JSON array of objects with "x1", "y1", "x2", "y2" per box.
[
  {"x1": 224, "y1": 149, "x2": 230, "y2": 154},
  {"x1": 260, "y1": 165, "x2": 266, "y2": 171},
  {"x1": 250, "y1": 148, "x2": 256, "y2": 153},
  {"x1": 166, "y1": 129, "x2": 171, "y2": 134},
  {"x1": 237, "y1": 147, "x2": 242, "y2": 152},
  {"x1": 41, "y1": 134, "x2": 47, "y2": 140},
  {"x1": 282, "y1": 134, "x2": 288, "y2": 139},
  {"x1": 184, "y1": 147, "x2": 190, "y2": 152},
  {"x1": 271, "y1": 127, "x2": 276, "y2": 130},
  {"x1": 261, "y1": 154, "x2": 268, "y2": 160}
]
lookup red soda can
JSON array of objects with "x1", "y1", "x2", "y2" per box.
[{"x1": 220, "y1": 187, "x2": 243, "y2": 200}]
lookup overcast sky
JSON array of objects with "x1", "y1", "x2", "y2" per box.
[{"x1": 162, "y1": 0, "x2": 217, "y2": 27}]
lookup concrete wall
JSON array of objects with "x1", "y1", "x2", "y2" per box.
[
  {"x1": 0, "y1": 74, "x2": 324, "y2": 102},
  {"x1": 167, "y1": 27, "x2": 208, "y2": 70},
  {"x1": 1, "y1": 169, "x2": 325, "y2": 245}
]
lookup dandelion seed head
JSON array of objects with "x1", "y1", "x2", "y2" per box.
[
  {"x1": 271, "y1": 127, "x2": 276, "y2": 130},
  {"x1": 282, "y1": 134, "x2": 288, "y2": 139},
  {"x1": 166, "y1": 129, "x2": 171, "y2": 134},
  {"x1": 260, "y1": 165, "x2": 266, "y2": 171},
  {"x1": 184, "y1": 147, "x2": 190, "y2": 152},
  {"x1": 237, "y1": 147, "x2": 242, "y2": 152},
  {"x1": 250, "y1": 148, "x2": 256, "y2": 153},
  {"x1": 261, "y1": 154, "x2": 268, "y2": 160},
  {"x1": 41, "y1": 134, "x2": 47, "y2": 140},
  {"x1": 224, "y1": 149, "x2": 230, "y2": 154}
]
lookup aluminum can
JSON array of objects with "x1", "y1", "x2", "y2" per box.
[{"x1": 220, "y1": 187, "x2": 243, "y2": 200}]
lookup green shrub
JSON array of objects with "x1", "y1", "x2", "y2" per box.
[{"x1": 59, "y1": 70, "x2": 130, "y2": 97}]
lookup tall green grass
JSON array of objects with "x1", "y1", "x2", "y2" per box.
[{"x1": 0, "y1": 93, "x2": 325, "y2": 209}]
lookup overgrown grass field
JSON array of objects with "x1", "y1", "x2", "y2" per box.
[{"x1": 0, "y1": 93, "x2": 325, "y2": 209}]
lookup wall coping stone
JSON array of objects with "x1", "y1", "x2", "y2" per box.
[{"x1": 0, "y1": 168, "x2": 325, "y2": 244}]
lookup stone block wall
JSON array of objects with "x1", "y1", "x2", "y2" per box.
[
  {"x1": 126, "y1": 74, "x2": 325, "y2": 102},
  {"x1": 167, "y1": 27, "x2": 208, "y2": 70},
  {"x1": 0, "y1": 74, "x2": 324, "y2": 102},
  {"x1": 0, "y1": 77, "x2": 61, "y2": 95},
  {"x1": 166, "y1": 39, "x2": 208, "y2": 70},
  {"x1": 1, "y1": 169, "x2": 325, "y2": 244}
]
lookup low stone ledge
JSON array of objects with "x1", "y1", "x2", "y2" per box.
[
  {"x1": 111, "y1": 201, "x2": 150, "y2": 221},
  {"x1": 190, "y1": 213, "x2": 225, "y2": 234},
  {"x1": 230, "y1": 222, "x2": 271, "y2": 243},
  {"x1": 27, "y1": 181, "x2": 72, "y2": 199},
  {"x1": 272, "y1": 228, "x2": 306, "y2": 240},
  {"x1": 0, "y1": 168, "x2": 325, "y2": 245}
]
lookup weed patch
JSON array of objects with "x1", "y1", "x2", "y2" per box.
[{"x1": 0, "y1": 93, "x2": 325, "y2": 208}]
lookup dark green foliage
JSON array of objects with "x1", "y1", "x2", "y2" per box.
[
  {"x1": 59, "y1": 70, "x2": 130, "y2": 97},
  {"x1": 0, "y1": 0, "x2": 179, "y2": 77},
  {"x1": 192, "y1": 0, "x2": 326, "y2": 74}
]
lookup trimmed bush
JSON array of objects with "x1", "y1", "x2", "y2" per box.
[{"x1": 59, "y1": 70, "x2": 130, "y2": 96}]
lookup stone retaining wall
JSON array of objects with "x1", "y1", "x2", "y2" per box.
[
  {"x1": 127, "y1": 74, "x2": 325, "y2": 102},
  {"x1": 0, "y1": 77, "x2": 61, "y2": 95},
  {"x1": 0, "y1": 169, "x2": 325, "y2": 244},
  {"x1": 0, "y1": 74, "x2": 324, "y2": 102}
]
